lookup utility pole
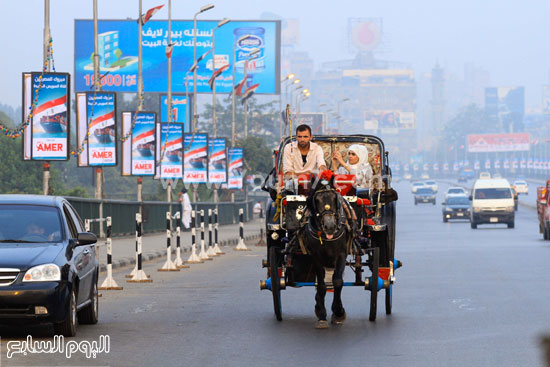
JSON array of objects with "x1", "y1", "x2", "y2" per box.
[
  {"x1": 42, "y1": 0, "x2": 51, "y2": 195},
  {"x1": 93, "y1": 0, "x2": 104, "y2": 237}
]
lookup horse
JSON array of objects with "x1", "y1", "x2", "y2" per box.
[{"x1": 297, "y1": 176, "x2": 356, "y2": 329}]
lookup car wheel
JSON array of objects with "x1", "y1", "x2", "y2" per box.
[
  {"x1": 78, "y1": 279, "x2": 99, "y2": 324},
  {"x1": 471, "y1": 221, "x2": 477, "y2": 229},
  {"x1": 507, "y1": 221, "x2": 515, "y2": 229},
  {"x1": 54, "y1": 286, "x2": 77, "y2": 337}
]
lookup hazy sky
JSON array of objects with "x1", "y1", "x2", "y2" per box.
[{"x1": 2, "y1": 0, "x2": 549, "y2": 108}]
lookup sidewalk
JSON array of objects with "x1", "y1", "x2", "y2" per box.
[{"x1": 95, "y1": 216, "x2": 265, "y2": 272}]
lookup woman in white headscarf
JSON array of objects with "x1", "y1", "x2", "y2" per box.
[{"x1": 332, "y1": 144, "x2": 373, "y2": 188}]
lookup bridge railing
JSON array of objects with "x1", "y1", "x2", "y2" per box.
[{"x1": 65, "y1": 197, "x2": 254, "y2": 237}]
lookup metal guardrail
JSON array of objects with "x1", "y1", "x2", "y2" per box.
[{"x1": 65, "y1": 197, "x2": 254, "y2": 237}]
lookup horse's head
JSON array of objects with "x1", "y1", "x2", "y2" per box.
[{"x1": 312, "y1": 189, "x2": 340, "y2": 239}]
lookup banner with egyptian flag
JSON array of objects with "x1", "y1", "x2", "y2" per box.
[
  {"x1": 140, "y1": 4, "x2": 164, "y2": 25},
  {"x1": 165, "y1": 43, "x2": 174, "y2": 59},
  {"x1": 86, "y1": 92, "x2": 116, "y2": 166},
  {"x1": 208, "y1": 138, "x2": 227, "y2": 183},
  {"x1": 234, "y1": 78, "x2": 246, "y2": 97},
  {"x1": 183, "y1": 133, "x2": 208, "y2": 183},
  {"x1": 155, "y1": 123, "x2": 183, "y2": 179},
  {"x1": 26, "y1": 72, "x2": 70, "y2": 160},
  {"x1": 208, "y1": 64, "x2": 229, "y2": 90},
  {"x1": 131, "y1": 112, "x2": 156, "y2": 176},
  {"x1": 241, "y1": 83, "x2": 259, "y2": 104},
  {"x1": 228, "y1": 147, "x2": 243, "y2": 189}
]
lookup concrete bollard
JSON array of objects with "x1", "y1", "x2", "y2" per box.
[
  {"x1": 186, "y1": 210, "x2": 203, "y2": 264},
  {"x1": 159, "y1": 212, "x2": 179, "y2": 271},
  {"x1": 127, "y1": 213, "x2": 152, "y2": 283},
  {"x1": 235, "y1": 208, "x2": 249, "y2": 251},
  {"x1": 99, "y1": 217, "x2": 123, "y2": 290}
]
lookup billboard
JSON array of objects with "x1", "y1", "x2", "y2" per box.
[
  {"x1": 131, "y1": 112, "x2": 156, "y2": 176},
  {"x1": 22, "y1": 72, "x2": 70, "y2": 160},
  {"x1": 208, "y1": 138, "x2": 227, "y2": 183},
  {"x1": 228, "y1": 148, "x2": 243, "y2": 189},
  {"x1": 485, "y1": 87, "x2": 525, "y2": 130},
  {"x1": 74, "y1": 20, "x2": 280, "y2": 94},
  {"x1": 467, "y1": 133, "x2": 530, "y2": 153},
  {"x1": 81, "y1": 92, "x2": 117, "y2": 166},
  {"x1": 296, "y1": 113, "x2": 325, "y2": 135},
  {"x1": 156, "y1": 123, "x2": 183, "y2": 179},
  {"x1": 183, "y1": 133, "x2": 208, "y2": 183},
  {"x1": 159, "y1": 94, "x2": 190, "y2": 131},
  {"x1": 347, "y1": 18, "x2": 382, "y2": 53},
  {"x1": 364, "y1": 110, "x2": 416, "y2": 130}
]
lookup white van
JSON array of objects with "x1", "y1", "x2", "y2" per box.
[{"x1": 470, "y1": 178, "x2": 515, "y2": 229}]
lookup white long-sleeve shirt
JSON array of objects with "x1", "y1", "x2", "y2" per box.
[{"x1": 282, "y1": 141, "x2": 326, "y2": 175}]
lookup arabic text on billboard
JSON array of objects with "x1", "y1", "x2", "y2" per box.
[
  {"x1": 228, "y1": 148, "x2": 243, "y2": 189},
  {"x1": 74, "y1": 20, "x2": 280, "y2": 94},
  {"x1": 131, "y1": 112, "x2": 156, "y2": 175},
  {"x1": 467, "y1": 133, "x2": 530, "y2": 153},
  {"x1": 30, "y1": 73, "x2": 70, "y2": 160},
  {"x1": 208, "y1": 138, "x2": 227, "y2": 183},
  {"x1": 183, "y1": 133, "x2": 208, "y2": 183},
  {"x1": 364, "y1": 110, "x2": 415, "y2": 130},
  {"x1": 157, "y1": 123, "x2": 183, "y2": 179},
  {"x1": 87, "y1": 92, "x2": 116, "y2": 166},
  {"x1": 160, "y1": 94, "x2": 189, "y2": 131}
]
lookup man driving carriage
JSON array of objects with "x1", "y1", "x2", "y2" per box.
[{"x1": 282, "y1": 124, "x2": 327, "y2": 181}]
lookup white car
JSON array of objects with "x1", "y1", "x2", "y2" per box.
[
  {"x1": 445, "y1": 186, "x2": 468, "y2": 199},
  {"x1": 424, "y1": 180, "x2": 438, "y2": 193},
  {"x1": 411, "y1": 181, "x2": 425, "y2": 193},
  {"x1": 404, "y1": 173, "x2": 412, "y2": 180},
  {"x1": 421, "y1": 173, "x2": 430, "y2": 180},
  {"x1": 513, "y1": 180, "x2": 529, "y2": 195}
]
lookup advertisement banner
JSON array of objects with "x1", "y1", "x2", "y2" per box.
[
  {"x1": 296, "y1": 113, "x2": 325, "y2": 135},
  {"x1": 403, "y1": 164, "x2": 409, "y2": 172},
  {"x1": 422, "y1": 163, "x2": 428, "y2": 171},
  {"x1": 443, "y1": 162, "x2": 449, "y2": 171},
  {"x1": 160, "y1": 94, "x2": 190, "y2": 131},
  {"x1": 494, "y1": 159, "x2": 501, "y2": 169},
  {"x1": 26, "y1": 72, "x2": 70, "y2": 160},
  {"x1": 528, "y1": 158, "x2": 533, "y2": 169},
  {"x1": 503, "y1": 159, "x2": 510, "y2": 169},
  {"x1": 74, "y1": 20, "x2": 280, "y2": 94},
  {"x1": 183, "y1": 133, "x2": 208, "y2": 183},
  {"x1": 86, "y1": 92, "x2": 116, "y2": 166},
  {"x1": 485, "y1": 159, "x2": 491, "y2": 169},
  {"x1": 156, "y1": 123, "x2": 183, "y2": 179},
  {"x1": 364, "y1": 110, "x2": 416, "y2": 130},
  {"x1": 453, "y1": 162, "x2": 459, "y2": 172},
  {"x1": 228, "y1": 148, "x2": 243, "y2": 189},
  {"x1": 520, "y1": 158, "x2": 526, "y2": 169},
  {"x1": 131, "y1": 112, "x2": 156, "y2": 176},
  {"x1": 433, "y1": 162, "x2": 439, "y2": 171},
  {"x1": 208, "y1": 138, "x2": 227, "y2": 183},
  {"x1": 512, "y1": 159, "x2": 518, "y2": 169},
  {"x1": 467, "y1": 133, "x2": 530, "y2": 153}
]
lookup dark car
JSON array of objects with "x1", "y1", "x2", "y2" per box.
[
  {"x1": 442, "y1": 195, "x2": 471, "y2": 222},
  {"x1": 414, "y1": 187, "x2": 436, "y2": 205},
  {"x1": 0, "y1": 195, "x2": 98, "y2": 336}
]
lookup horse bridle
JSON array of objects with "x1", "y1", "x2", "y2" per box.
[{"x1": 312, "y1": 188, "x2": 340, "y2": 231}]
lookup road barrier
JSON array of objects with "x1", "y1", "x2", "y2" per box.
[
  {"x1": 172, "y1": 212, "x2": 189, "y2": 269},
  {"x1": 198, "y1": 210, "x2": 212, "y2": 261},
  {"x1": 213, "y1": 207, "x2": 224, "y2": 255},
  {"x1": 186, "y1": 210, "x2": 202, "y2": 264},
  {"x1": 127, "y1": 213, "x2": 152, "y2": 283},
  {"x1": 235, "y1": 208, "x2": 249, "y2": 251},
  {"x1": 67, "y1": 197, "x2": 255, "y2": 237},
  {"x1": 206, "y1": 209, "x2": 217, "y2": 257},
  {"x1": 158, "y1": 211, "x2": 179, "y2": 272}
]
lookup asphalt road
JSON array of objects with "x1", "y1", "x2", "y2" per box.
[{"x1": 2, "y1": 180, "x2": 550, "y2": 366}]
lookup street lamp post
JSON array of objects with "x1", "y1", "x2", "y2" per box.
[
  {"x1": 231, "y1": 34, "x2": 253, "y2": 148},
  {"x1": 280, "y1": 73, "x2": 295, "y2": 139},
  {"x1": 192, "y1": 4, "x2": 214, "y2": 132},
  {"x1": 243, "y1": 48, "x2": 260, "y2": 138}
]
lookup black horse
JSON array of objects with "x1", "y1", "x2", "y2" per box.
[{"x1": 298, "y1": 178, "x2": 356, "y2": 329}]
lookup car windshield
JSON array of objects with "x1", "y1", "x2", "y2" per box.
[
  {"x1": 474, "y1": 188, "x2": 512, "y2": 199},
  {"x1": 514, "y1": 181, "x2": 526, "y2": 185},
  {"x1": 447, "y1": 197, "x2": 470, "y2": 205},
  {"x1": 417, "y1": 188, "x2": 434, "y2": 194},
  {"x1": 0, "y1": 205, "x2": 63, "y2": 243},
  {"x1": 426, "y1": 181, "x2": 436, "y2": 185},
  {"x1": 448, "y1": 188, "x2": 464, "y2": 194},
  {"x1": 413, "y1": 183, "x2": 424, "y2": 186}
]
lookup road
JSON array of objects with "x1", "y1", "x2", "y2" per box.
[{"x1": 2, "y1": 180, "x2": 550, "y2": 366}]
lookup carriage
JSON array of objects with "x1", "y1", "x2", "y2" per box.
[{"x1": 260, "y1": 135, "x2": 401, "y2": 324}]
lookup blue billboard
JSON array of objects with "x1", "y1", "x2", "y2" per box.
[
  {"x1": 183, "y1": 133, "x2": 208, "y2": 183},
  {"x1": 157, "y1": 123, "x2": 183, "y2": 179},
  {"x1": 228, "y1": 147, "x2": 243, "y2": 189},
  {"x1": 208, "y1": 138, "x2": 227, "y2": 183},
  {"x1": 131, "y1": 112, "x2": 156, "y2": 176},
  {"x1": 74, "y1": 20, "x2": 280, "y2": 94},
  {"x1": 87, "y1": 92, "x2": 116, "y2": 166}
]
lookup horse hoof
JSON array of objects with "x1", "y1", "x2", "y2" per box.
[
  {"x1": 331, "y1": 312, "x2": 346, "y2": 325},
  {"x1": 315, "y1": 320, "x2": 329, "y2": 329}
]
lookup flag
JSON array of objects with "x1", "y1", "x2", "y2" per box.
[
  {"x1": 189, "y1": 49, "x2": 212, "y2": 73},
  {"x1": 241, "y1": 83, "x2": 259, "y2": 104},
  {"x1": 208, "y1": 64, "x2": 230, "y2": 90},
  {"x1": 165, "y1": 43, "x2": 174, "y2": 59},
  {"x1": 140, "y1": 4, "x2": 164, "y2": 25},
  {"x1": 234, "y1": 78, "x2": 246, "y2": 97}
]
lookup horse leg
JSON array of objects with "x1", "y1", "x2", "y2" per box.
[
  {"x1": 331, "y1": 254, "x2": 347, "y2": 324},
  {"x1": 314, "y1": 263, "x2": 328, "y2": 329}
]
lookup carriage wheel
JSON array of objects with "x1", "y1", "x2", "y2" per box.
[
  {"x1": 369, "y1": 247, "x2": 379, "y2": 322},
  {"x1": 269, "y1": 246, "x2": 283, "y2": 321}
]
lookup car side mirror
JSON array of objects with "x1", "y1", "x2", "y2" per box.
[
  {"x1": 468, "y1": 195, "x2": 473, "y2": 201},
  {"x1": 77, "y1": 232, "x2": 97, "y2": 246}
]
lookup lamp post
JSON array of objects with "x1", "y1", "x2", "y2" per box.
[
  {"x1": 280, "y1": 73, "x2": 295, "y2": 139},
  {"x1": 289, "y1": 84, "x2": 303, "y2": 112},
  {"x1": 231, "y1": 34, "x2": 253, "y2": 148},
  {"x1": 336, "y1": 98, "x2": 350, "y2": 134},
  {"x1": 243, "y1": 48, "x2": 261, "y2": 138},
  {"x1": 286, "y1": 78, "x2": 300, "y2": 107},
  {"x1": 192, "y1": 3, "x2": 214, "y2": 132}
]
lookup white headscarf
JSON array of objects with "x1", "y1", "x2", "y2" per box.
[{"x1": 347, "y1": 144, "x2": 369, "y2": 169}]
